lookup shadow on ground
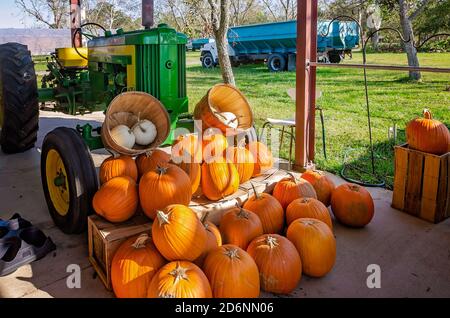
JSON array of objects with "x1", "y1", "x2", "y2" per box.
[{"x1": 0, "y1": 114, "x2": 111, "y2": 298}]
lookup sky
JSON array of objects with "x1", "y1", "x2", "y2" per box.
[{"x1": 0, "y1": 0, "x2": 33, "y2": 28}]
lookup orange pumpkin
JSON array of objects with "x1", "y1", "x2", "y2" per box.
[
  {"x1": 203, "y1": 245, "x2": 260, "y2": 298},
  {"x1": 247, "y1": 234, "x2": 302, "y2": 294},
  {"x1": 225, "y1": 146, "x2": 254, "y2": 183},
  {"x1": 406, "y1": 109, "x2": 450, "y2": 155},
  {"x1": 201, "y1": 159, "x2": 239, "y2": 201},
  {"x1": 287, "y1": 218, "x2": 336, "y2": 277},
  {"x1": 202, "y1": 132, "x2": 228, "y2": 162},
  {"x1": 176, "y1": 161, "x2": 201, "y2": 194},
  {"x1": 139, "y1": 164, "x2": 192, "y2": 219},
  {"x1": 171, "y1": 134, "x2": 202, "y2": 164},
  {"x1": 273, "y1": 173, "x2": 317, "y2": 210},
  {"x1": 220, "y1": 206, "x2": 263, "y2": 249},
  {"x1": 136, "y1": 149, "x2": 171, "y2": 177},
  {"x1": 246, "y1": 141, "x2": 273, "y2": 176},
  {"x1": 93, "y1": 176, "x2": 138, "y2": 222},
  {"x1": 111, "y1": 234, "x2": 166, "y2": 298},
  {"x1": 147, "y1": 261, "x2": 212, "y2": 298},
  {"x1": 195, "y1": 213, "x2": 222, "y2": 267},
  {"x1": 152, "y1": 204, "x2": 207, "y2": 261},
  {"x1": 243, "y1": 183, "x2": 284, "y2": 234},
  {"x1": 99, "y1": 155, "x2": 138, "y2": 185},
  {"x1": 286, "y1": 197, "x2": 332, "y2": 229},
  {"x1": 301, "y1": 170, "x2": 336, "y2": 207},
  {"x1": 203, "y1": 221, "x2": 222, "y2": 247},
  {"x1": 331, "y1": 183, "x2": 374, "y2": 227}
]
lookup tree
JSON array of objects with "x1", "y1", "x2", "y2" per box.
[
  {"x1": 208, "y1": 0, "x2": 236, "y2": 85},
  {"x1": 155, "y1": 0, "x2": 211, "y2": 38},
  {"x1": 414, "y1": 0, "x2": 450, "y2": 40},
  {"x1": 85, "y1": 0, "x2": 141, "y2": 31},
  {"x1": 398, "y1": 0, "x2": 422, "y2": 80},
  {"x1": 15, "y1": 0, "x2": 68, "y2": 28},
  {"x1": 366, "y1": 2, "x2": 382, "y2": 51},
  {"x1": 155, "y1": 0, "x2": 271, "y2": 38},
  {"x1": 260, "y1": 0, "x2": 297, "y2": 21},
  {"x1": 380, "y1": 0, "x2": 429, "y2": 80},
  {"x1": 324, "y1": 0, "x2": 433, "y2": 80},
  {"x1": 16, "y1": 0, "x2": 141, "y2": 31},
  {"x1": 230, "y1": 0, "x2": 256, "y2": 26}
]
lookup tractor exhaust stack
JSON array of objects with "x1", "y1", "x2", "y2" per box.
[
  {"x1": 142, "y1": 0, "x2": 154, "y2": 29},
  {"x1": 70, "y1": 0, "x2": 82, "y2": 47}
]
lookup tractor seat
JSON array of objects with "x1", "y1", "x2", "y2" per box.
[{"x1": 55, "y1": 48, "x2": 88, "y2": 69}]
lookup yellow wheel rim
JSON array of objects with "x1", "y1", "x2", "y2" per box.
[{"x1": 46, "y1": 149, "x2": 70, "y2": 216}]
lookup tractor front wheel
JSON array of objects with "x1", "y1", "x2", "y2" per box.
[
  {"x1": 41, "y1": 127, "x2": 98, "y2": 234},
  {"x1": 0, "y1": 43, "x2": 39, "y2": 154},
  {"x1": 202, "y1": 52, "x2": 216, "y2": 69}
]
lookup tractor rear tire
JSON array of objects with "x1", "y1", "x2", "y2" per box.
[
  {"x1": 0, "y1": 43, "x2": 39, "y2": 154},
  {"x1": 41, "y1": 127, "x2": 98, "y2": 234}
]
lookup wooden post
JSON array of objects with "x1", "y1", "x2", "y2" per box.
[
  {"x1": 308, "y1": 2, "x2": 318, "y2": 162},
  {"x1": 70, "y1": 0, "x2": 82, "y2": 48},
  {"x1": 294, "y1": 0, "x2": 317, "y2": 170}
]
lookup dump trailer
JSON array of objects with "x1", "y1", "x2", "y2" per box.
[
  {"x1": 187, "y1": 38, "x2": 213, "y2": 51},
  {"x1": 200, "y1": 20, "x2": 359, "y2": 71}
]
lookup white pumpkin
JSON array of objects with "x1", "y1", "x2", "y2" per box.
[
  {"x1": 132, "y1": 119, "x2": 157, "y2": 146},
  {"x1": 111, "y1": 124, "x2": 135, "y2": 149}
]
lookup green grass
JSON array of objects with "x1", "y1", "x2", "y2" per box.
[
  {"x1": 33, "y1": 57, "x2": 48, "y2": 72},
  {"x1": 33, "y1": 52, "x2": 449, "y2": 188},
  {"x1": 186, "y1": 52, "x2": 450, "y2": 188}
]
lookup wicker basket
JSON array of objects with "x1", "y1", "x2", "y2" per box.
[
  {"x1": 193, "y1": 84, "x2": 254, "y2": 134},
  {"x1": 101, "y1": 92, "x2": 170, "y2": 156}
]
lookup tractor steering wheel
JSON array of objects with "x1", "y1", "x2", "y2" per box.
[{"x1": 72, "y1": 22, "x2": 107, "y2": 60}]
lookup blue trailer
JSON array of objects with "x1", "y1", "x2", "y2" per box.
[
  {"x1": 200, "y1": 20, "x2": 359, "y2": 71},
  {"x1": 187, "y1": 38, "x2": 213, "y2": 51}
]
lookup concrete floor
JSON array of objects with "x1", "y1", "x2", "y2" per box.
[{"x1": 0, "y1": 111, "x2": 449, "y2": 298}]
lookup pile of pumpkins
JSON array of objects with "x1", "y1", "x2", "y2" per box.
[
  {"x1": 95, "y1": 151, "x2": 375, "y2": 297},
  {"x1": 92, "y1": 130, "x2": 274, "y2": 223}
]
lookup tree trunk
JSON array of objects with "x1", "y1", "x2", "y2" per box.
[
  {"x1": 210, "y1": 0, "x2": 235, "y2": 86},
  {"x1": 215, "y1": 31, "x2": 235, "y2": 85},
  {"x1": 399, "y1": 0, "x2": 421, "y2": 81},
  {"x1": 370, "y1": 29, "x2": 380, "y2": 51},
  {"x1": 358, "y1": 8, "x2": 365, "y2": 47}
]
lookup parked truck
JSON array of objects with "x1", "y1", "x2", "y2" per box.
[
  {"x1": 187, "y1": 38, "x2": 214, "y2": 51},
  {"x1": 200, "y1": 20, "x2": 359, "y2": 71}
]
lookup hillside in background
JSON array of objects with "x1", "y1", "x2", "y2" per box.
[{"x1": 0, "y1": 29, "x2": 70, "y2": 55}]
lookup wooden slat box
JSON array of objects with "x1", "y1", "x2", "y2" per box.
[
  {"x1": 88, "y1": 168, "x2": 293, "y2": 290},
  {"x1": 88, "y1": 214, "x2": 152, "y2": 290},
  {"x1": 392, "y1": 144, "x2": 449, "y2": 223}
]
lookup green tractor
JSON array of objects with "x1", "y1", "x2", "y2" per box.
[{"x1": 0, "y1": 0, "x2": 191, "y2": 234}]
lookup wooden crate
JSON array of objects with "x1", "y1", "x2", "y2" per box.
[
  {"x1": 87, "y1": 168, "x2": 294, "y2": 290},
  {"x1": 88, "y1": 214, "x2": 152, "y2": 290},
  {"x1": 392, "y1": 144, "x2": 449, "y2": 223}
]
